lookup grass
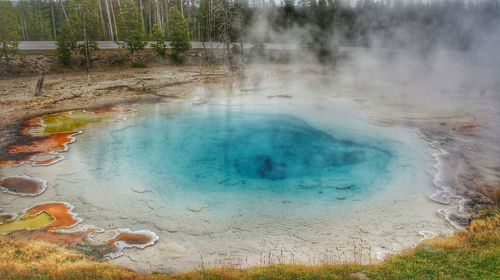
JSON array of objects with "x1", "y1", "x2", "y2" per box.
[{"x1": 1, "y1": 208, "x2": 499, "y2": 280}]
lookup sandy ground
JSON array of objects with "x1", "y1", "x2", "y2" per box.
[{"x1": 0, "y1": 65, "x2": 225, "y2": 152}]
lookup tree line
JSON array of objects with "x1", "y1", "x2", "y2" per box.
[{"x1": 1, "y1": 0, "x2": 499, "y2": 66}]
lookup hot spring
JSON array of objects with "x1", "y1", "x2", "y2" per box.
[
  {"x1": 0, "y1": 80, "x2": 455, "y2": 271},
  {"x1": 95, "y1": 108, "x2": 392, "y2": 200}
]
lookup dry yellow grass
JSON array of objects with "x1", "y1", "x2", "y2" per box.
[
  {"x1": 1, "y1": 208, "x2": 499, "y2": 280},
  {"x1": 0, "y1": 236, "x2": 158, "y2": 280}
]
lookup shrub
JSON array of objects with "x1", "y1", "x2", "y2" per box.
[{"x1": 131, "y1": 60, "x2": 147, "y2": 68}]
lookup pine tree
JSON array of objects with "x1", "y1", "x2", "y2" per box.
[
  {"x1": 68, "y1": 0, "x2": 101, "y2": 83},
  {"x1": 118, "y1": 0, "x2": 146, "y2": 60},
  {"x1": 56, "y1": 23, "x2": 77, "y2": 66},
  {"x1": 0, "y1": 1, "x2": 21, "y2": 66},
  {"x1": 150, "y1": 23, "x2": 167, "y2": 59},
  {"x1": 168, "y1": 6, "x2": 190, "y2": 61}
]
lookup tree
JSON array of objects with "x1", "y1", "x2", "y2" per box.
[
  {"x1": 69, "y1": 0, "x2": 101, "y2": 83},
  {"x1": 0, "y1": 1, "x2": 21, "y2": 67},
  {"x1": 150, "y1": 23, "x2": 167, "y2": 59},
  {"x1": 212, "y1": 0, "x2": 235, "y2": 71},
  {"x1": 168, "y1": 6, "x2": 191, "y2": 61},
  {"x1": 56, "y1": 23, "x2": 77, "y2": 65},
  {"x1": 118, "y1": 0, "x2": 147, "y2": 60}
]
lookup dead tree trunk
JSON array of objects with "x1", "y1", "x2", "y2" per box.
[
  {"x1": 105, "y1": 0, "x2": 115, "y2": 41},
  {"x1": 60, "y1": 0, "x2": 69, "y2": 22},
  {"x1": 139, "y1": 0, "x2": 146, "y2": 31},
  {"x1": 213, "y1": 0, "x2": 235, "y2": 73},
  {"x1": 51, "y1": 1, "x2": 57, "y2": 40},
  {"x1": 36, "y1": 75, "x2": 45, "y2": 96},
  {"x1": 110, "y1": 0, "x2": 119, "y2": 40},
  {"x1": 98, "y1": 0, "x2": 109, "y2": 40},
  {"x1": 83, "y1": 12, "x2": 91, "y2": 85}
]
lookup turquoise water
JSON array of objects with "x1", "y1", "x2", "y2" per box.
[{"x1": 88, "y1": 106, "x2": 394, "y2": 202}]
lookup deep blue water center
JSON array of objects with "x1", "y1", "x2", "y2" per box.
[
  {"x1": 101, "y1": 108, "x2": 393, "y2": 198},
  {"x1": 229, "y1": 118, "x2": 373, "y2": 180}
]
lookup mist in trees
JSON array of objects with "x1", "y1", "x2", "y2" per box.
[
  {"x1": 2, "y1": 0, "x2": 499, "y2": 67},
  {"x1": 4, "y1": 1, "x2": 498, "y2": 45}
]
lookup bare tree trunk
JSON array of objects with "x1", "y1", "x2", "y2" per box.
[
  {"x1": 98, "y1": 0, "x2": 109, "y2": 40},
  {"x1": 34, "y1": 0, "x2": 46, "y2": 40},
  {"x1": 164, "y1": 0, "x2": 169, "y2": 32},
  {"x1": 192, "y1": 3, "x2": 197, "y2": 41},
  {"x1": 214, "y1": 0, "x2": 234, "y2": 73},
  {"x1": 36, "y1": 75, "x2": 45, "y2": 96},
  {"x1": 110, "y1": 0, "x2": 119, "y2": 40},
  {"x1": 105, "y1": 0, "x2": 115, "y2": 41},
  {"x1": 83, "y1": 12, "x2": 91, "y2": 85},
  {"x1": 139, "y1": 0, "x2": 146, "y2": 31},
  {"x1": 20, "y1": 13, "x2": 27, "y2": 40},
  {"x1": 148, "y1": 0, "x2": 152, "y2": 33},
  {"x1": 202, "y1": 41, "x2": 212, "y2": 71},
  {"x1": 51, "y1": 1, "x2": 57, "y2": 40},
  {"x1": 147, "y1": 0, "x2": 152, "y2": 33},
  {"x1": 180, "y1": 0, "x2": 184, "y2": 17},
  {"x1": 60, "y1": 0, "x2": 69, "y2": 22},
  {"x1": 156, "y1": 0, "x2": 162, "y2": 27}
]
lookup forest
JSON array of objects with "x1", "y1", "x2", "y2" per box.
[
  {"x1": 0, "y1": 0, "x2": 499, "y2": 77},
  {"x1": 1, "y1": 0, "x2": 499, "y2": 51}
]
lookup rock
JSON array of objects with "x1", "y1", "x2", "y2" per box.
[
  {"x1": 466, "y1": 195, "x2": 493, "y2": 212},
  {"x1": 351, "y1": 272, "x2": 370, "y2": 280},
  {"x1": 448, "y1": 213, "x2": 472, "y2": 226}
]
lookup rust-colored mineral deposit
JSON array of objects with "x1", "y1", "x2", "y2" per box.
[
  {"x1": 8, "y1": 132, "x2": 80, "y2": 155},
  {"x1": 0, "y1": 175, "x2": 47, "y2": 196},
  {"x1": 25, "y1": 202, "x2": 81, "y2": 231},
  {"x1": 105, "y1": 229, "x2": 159, "y2": 258}
]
